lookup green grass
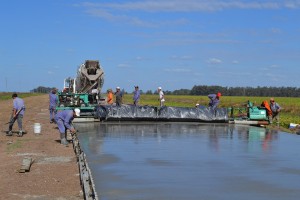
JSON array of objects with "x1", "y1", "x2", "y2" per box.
[
  {"x1": 121, "y1": 94, "x2": 300, "y2": 128},
  {"x1": 0, "y1": 92, "x2": 43, "y2": 101}
]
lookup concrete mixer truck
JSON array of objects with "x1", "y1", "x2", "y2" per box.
[{"x1": 56, "y1": 60, "x2": 105, "y2": 118}]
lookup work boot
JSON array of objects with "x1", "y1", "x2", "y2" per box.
[
  {"x1": 17, "y1": 130, "x2": 23, "y2": 137},
  {"x1": 61, "y1": 138, "x2": 69, "y2": 146},
  {"x1": 6, "y1": 131, "x2": 13, "y2": 136},
  {"x1": 60, "y1": 133, "x2": 69, "y2": 146}
]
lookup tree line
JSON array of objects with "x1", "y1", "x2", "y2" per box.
[
  {"x1": 172, "y1": 85, "x2": 300, "y2": 97},
  {"x1": 30, "y1": 86, "x2": 53, "y2": 93}
]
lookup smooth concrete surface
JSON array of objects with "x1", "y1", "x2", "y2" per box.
[{"x1": 76, "y1": 122, "x2": 300, "y2": 200}]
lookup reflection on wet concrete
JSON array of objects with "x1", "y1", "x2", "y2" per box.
[{"x1": 76, "y1": 122, "x2": 300, "y2": 200}]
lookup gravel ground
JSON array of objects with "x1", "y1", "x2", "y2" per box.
[{"x1": 0, "y1": 94, "x2": 83, "y2": 200}]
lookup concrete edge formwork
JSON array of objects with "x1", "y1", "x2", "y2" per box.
[{"x1": 72, "y1": 133, "x2": 99, "y2": 200}]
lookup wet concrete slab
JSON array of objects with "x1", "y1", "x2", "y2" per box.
[{"x1": 75, "y1": 122, "x2": 300, "y2": 200}]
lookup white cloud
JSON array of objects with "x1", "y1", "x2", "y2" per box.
[
  {"x1": 207, "y1": 58, "x2": 222, "y2": 64},
  {"x1": 164, "y1": 68, "x2": 191, "y2": 72},
  {"x1": 269, "y1": 64, "x2": 279, "y2": 68},
  {"x1": 170, "y1": 55, "x2": 193, "y2": 60},
  {"x1": 270, "y1": 28, "x2": 282, "y2": 34},
  {"x1": 216, "y1": 71, "x2": 252, "y2": 76},
  {"x1": 117, "y1": 63, "x2": 131, "y2": 68},
  {"x1": 265, "y1": 72, "x2": 286, "y2": 81},
  {"x1": 84, "y1": 7, "x2": 158, "y2": 27},
  {"x1": 232, "y1": 60, "x2": 239, "y2": 64},
  {"x1": 80, "y1": 1, "x2": 300, "y2": 13},
  {"x1": 79, "y1": 1, "x2": 300, "y2": 28},
  {"x1": 135, "y1": 56, "x2": 146, "y2": 61}
]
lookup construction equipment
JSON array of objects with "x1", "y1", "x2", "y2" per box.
[
  {"x1": 56, "y1": 60, "x2": 105, "y2": 118},
  {"x1": 229, "y1": 100, "x2": 269, "y2": 125},
  {"x1": 75, "y1": 60, "x2": 104, "y2": 94}
]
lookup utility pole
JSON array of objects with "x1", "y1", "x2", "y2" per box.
[{"x1": 5, "y1": 77, "x2": 7, "y2": 92}]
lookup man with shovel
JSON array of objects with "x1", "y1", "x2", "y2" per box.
[{"x1": 7, "y1": 93, "x2": 25, "y2": 137}]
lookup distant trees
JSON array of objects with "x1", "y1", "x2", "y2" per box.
[
  {"x1": 145, "y1": 90, "x2": 153, "y2": 94},
  {"x1": 30, "y1": 86, "x2": 53, "y2": 93},
  {"x1": 190, "y1": 85, "x2": 300, "y2": 97}
]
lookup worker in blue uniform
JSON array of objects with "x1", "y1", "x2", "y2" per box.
[
  {"x1": 55, "y1": 108, "x2": 80, "y2": 146},
  {"x1": 49, "y1": 88, "x2": 58, "y2": 123},
  {"x1": 208, "y1": 92, "x2": 221, "y2": 110},
  {"x1": 7, "y1": 93, "x2": 26, "y2": 137}
]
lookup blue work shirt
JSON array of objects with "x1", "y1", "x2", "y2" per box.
[
  {"x1": 49, "y1": 93, "x2": 58, "y2": 108},
  {"x1": 55, "y1": 110, "x2": 74, "y2": 130},
  {"x1": 270, "y1": 102, "x2": 281, "y2": 113},
  {"x1": 133, "y1": 90, "x2": 140, "y2": 101},
  {"x1": 13, "y1": 97, "x2": 25, "y2": 115},
  {"x1": 208, "y1": 94, "x2": 220, "y2": 109}
]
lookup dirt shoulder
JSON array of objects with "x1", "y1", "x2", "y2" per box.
[{"x1": 0, "y1": 94, "x2": 82, "y2": 200}]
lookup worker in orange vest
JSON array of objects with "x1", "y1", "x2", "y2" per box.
[
  {"x1": 261, "y1": 100, "x2": 272, "y2": 123},
  {"x1": 107, "y1": 89, "x2": 114, "y2": 105}
]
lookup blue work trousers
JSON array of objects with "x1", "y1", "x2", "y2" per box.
[
  {"x1": 49, "y1": 106, "x2": 57, "y2": 122},
  {"x1": 9, "y1": 114, "x2": 23, "y2": 131}
]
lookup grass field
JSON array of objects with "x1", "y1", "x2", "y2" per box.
[
  {"x1": 0, "y1": 92, "x2": 42, "y2": 101},
  {"x1": 121, "y1": 94, "x2": 300, "y2": 128}
]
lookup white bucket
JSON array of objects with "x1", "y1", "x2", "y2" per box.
[
  {"x1": 289, "y1": 123, "x2": 298, "y2": 129},
  {"x1": 34, "y1": 123, "x2": 41, "y2": 134}
]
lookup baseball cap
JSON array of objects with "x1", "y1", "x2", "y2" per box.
[
  {"x1": 116, "y1": 86, "x2": 120, "y2": 89},
  {"x1": 158, "y1": 87, "x2": 162, "y2": 90},
  {"x1": 217, "y1": 92, "x2": 221, "y2": 97},
  {"x1": 74, "y1": 108, "x2": 80, "y2": 117}
]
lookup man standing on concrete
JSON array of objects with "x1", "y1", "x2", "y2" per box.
[
  {"x1": 158, "y1": 87, "x2": 165, "y2": 107},
  {"x1": 7, "y1": 93, "x2": 25, "y2": 137},
  {"x1": 115, "y1": 87, "x2": 123, "y2": 106},
  {"x1": 270, "y1": 98, "x2": 281, "y2": 124},
  {"x1": 49, "y1": 88, "x2": 58, "y2": 123},
  {"x1": 208, "y1": 92, "x2": 221, "y2": 110},
  {"x1": 55, "y1": 108, "x2": 80, "y2": 146},
  {"x1": 133, "y1": 86, "x2": 140, "y2": 106}
]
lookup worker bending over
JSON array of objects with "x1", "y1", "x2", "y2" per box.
[
  {"x1": 208, "y1": 92, "x2": 221, "y2": 110},
  {"x1": 55, "y1": 108, "x2": 80, "y2": 146}
]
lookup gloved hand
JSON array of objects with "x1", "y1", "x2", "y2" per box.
[{"x1": 70, "y1": 128, "x2": 76, "y2": 134}]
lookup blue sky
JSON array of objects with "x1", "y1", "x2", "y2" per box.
[{"x1": 1, "y1": 0, "x2": 300, "y2": 93}]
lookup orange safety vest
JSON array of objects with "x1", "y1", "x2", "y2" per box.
[
  {"x1": 261, "y1": 100, "x2": 272, "y2": 116},
  {"x1": 107, "y1": 92, "x2": 113, "y2": 104}
]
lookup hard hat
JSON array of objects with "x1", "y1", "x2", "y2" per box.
[
  {"x1": 116, "y1": 86, "x2": 120, "y2": 89},
  {"x1": 74, "y1": 108, "x2": 80, "y2": 117}
]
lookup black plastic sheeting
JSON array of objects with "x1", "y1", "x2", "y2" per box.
[{"x1": 96, "y1": 104, "x2": 228, "y2": 122}]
